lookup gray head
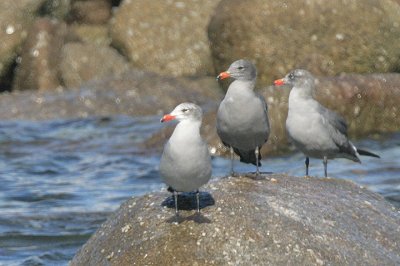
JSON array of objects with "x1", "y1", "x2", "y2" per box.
[
  {"x1": 160, "y1": 102, "x2": 203, "y2": 123},
  {"x1": 275, "y1": 69, "x2": 314, "y2": 87},
  {"x1": 217, "y1": 59, "x2": 257, "y2": 81},
  {"x1": 274, "y1": 69, "x2": 315, "y2": 95}
]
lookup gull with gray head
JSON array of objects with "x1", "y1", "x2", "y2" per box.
[
  {"x1": 216, "y1": 59, "x2": 270, "y2": 177},
  {"x1": 274, "y1": 69, "x2": 379, "y2": 177}
]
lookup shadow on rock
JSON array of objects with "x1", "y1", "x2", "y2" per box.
[
  {"x1": 161, "y1": 191, "x2": 215, "y2": 211},
  {"x1": 165, "y1": 212, "x2": 212, "y2": 224}
]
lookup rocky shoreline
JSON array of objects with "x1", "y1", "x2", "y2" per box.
[
  {"x1": 2, "y1": 1, "x2": 400, "y2": 93},
  {"x1": 70, "y1": 174, "x2": 400, "y2": 265}
]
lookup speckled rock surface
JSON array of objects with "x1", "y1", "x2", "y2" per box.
[
  {"x1": 13, "y1": 18, "x2": 67, "y2": 91},
  {"x1": 59, "y1": 42, "x2": 130, "y2": 88},
  {"x1": 71, "y1": 174, "x2": 400, "y2": 265},
  {"x1": 208, "y1": 0, "x2": 400, "y2": 86},
  {"x1": 68, "y1": 24, "x2": 111, "y2": 46},
  {"x1": 110, "y1": 0, "x2": 221, "y2": 77},
  {"x1": 145, "y1": 73, "x2": 400, "y2": 157},
  {"x1": 0, "y1": 0, "x2": 47, "y2": 90}
]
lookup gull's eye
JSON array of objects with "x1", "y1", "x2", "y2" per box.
[
  {"x1": 182, "y1": 108, "x2": 189, "y2": 113},
  {"x1": 289, "y1": 73, "x2": 294, "y2": 80},
  {"x1": 238, "y1": 66, "x2": 244, "y2": 70}
]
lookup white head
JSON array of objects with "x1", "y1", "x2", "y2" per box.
[{"x1": 160, "y1": 102, "x2": 203, "y2": 123}]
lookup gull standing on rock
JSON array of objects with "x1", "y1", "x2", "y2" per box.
[
  {"x1": 274, "y1": 69, "x2": 380, "y2": 177},
  {"x1": 159, "y1": 103, "x2": 212, "y2": 215},
  {"x1": 216, "y1": 59, "x2": 270, "y2": 177}
]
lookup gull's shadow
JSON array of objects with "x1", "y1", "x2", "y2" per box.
[
  {"x1": 244, "y1": 171, "x2": 273, "y2": 180},
  {"x1": 165, "y1": 212, "x2": 212, "y2": 224},
  {"x1": 161, "y1": 191, "x2": 215, "y2": 211},
  {"x1": 162, "y1": 191, "x2": 215, "y2": 224}
]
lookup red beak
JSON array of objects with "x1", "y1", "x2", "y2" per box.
[
  {"x1": 217, "y1": 71, "x2": 230, "y2": 80},
  {"x1": 274, "y1": 79, "x2": 285, "y2": 86},
  {"x1": 160, "y1": 114, "x2": 176, "y2": 123}
]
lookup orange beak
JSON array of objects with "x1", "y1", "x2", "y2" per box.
[
  {"x1": 274, "y1": 79, "x2": 285, "y2": 86},
  {"x1": 217, "y1": 71, "x2": 230, "y2": 80},
  {"x1": 160, "y1": 114, "x2": 176, "y2": 123}
]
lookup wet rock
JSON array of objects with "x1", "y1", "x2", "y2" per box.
[
  {"x1": 0, "y1": 0, "x2": 47, "y2": 91},
  {"x1": 110, "y1": 0, "x2": 221, "y2": 77},
  {"x1": 13, "y1": 18, "x2": 67, "y2": 91},
  {"x1": 0, "y1": 70, "x2": 222, "y2": 120},
  {"x1": 69, "y1": 0, "x2": 111, "y2": 24},
  {"x1": 145, "y1": 73, "x2": 400, "y2": 157},
  {"x1": 208, "y1": 0, "x2": 400, "y2": 87},
  {"x1": 59, "y1": 42, "x2": 130, "y2": 88},
  {"x1": 71, "y1": 175, "x2": 400, "y2": 265}
]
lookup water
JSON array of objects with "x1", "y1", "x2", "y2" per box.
[{"x1": 0, "y1": 116, "x2": 398, "y2": 265}]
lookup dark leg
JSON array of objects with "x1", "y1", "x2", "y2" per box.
[
  {"x1": 196, "y1": 190, "x2": 200, "y2": 213},
  {"x1": 255, "y1": 146, "x2": 260, "y2": 176},
  {"x1": 230, "y1": 146, "x2": 235, "y2": 176},
  {"x1": 305, "y1": 157, "x2": 309, "y2": 176},
  {"x1": 173, "y1": 190, "x2": 179, "y2": 215},
  {"x1": 323, "y1": 156, "x2": 328, "y2": 177}
]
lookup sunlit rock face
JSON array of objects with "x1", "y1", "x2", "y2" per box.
[
  {"x1": 208, "y1": 0, "x2": 400, "y2": 87},
  {"x1": 59, "y1": 42, "x2": 130, "y2": 88},
  {"x1": 110, "y1": 0, "x2": 221, "y2": 77}
]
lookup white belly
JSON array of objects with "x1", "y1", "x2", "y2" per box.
[
  {"x1": 160, "y1": 142, "x2": 212, "y2": 192},
  {"x1": 286, "y1": 111, "x2": 338, "y2": 158}
]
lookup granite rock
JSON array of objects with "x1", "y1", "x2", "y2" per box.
[
  {"x1": 59, "y1": 42, "x2": 129, "y2": 88},
  {"x1": 0, "y1": 0, "x2": 47, "y2": 91},
  {"x1": 13, "y1": 17, "x2": 67, "y2": 91},
  {"x1": 71, "y1": 174, "x2": 400, "y2": 265},
  {"x1": 110, "y1": 0, "x2": 221, "y2": 77}
]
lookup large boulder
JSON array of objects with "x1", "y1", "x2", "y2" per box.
[
  {"x1": 59, "y1": 42, "x2": 130, "y2": 88},
  {"x1": 208, "y1": 0, "x2": 400, "y2": 87},
  {"x1": 0, "y1": 0, "x2": 47, "y2": 91},
  {"x1": 110, "y1": 0, "x2": 221, "y2": 77},
  {"x1": 13, "y1": 18, "x2": 67, "y2": 91},
  {"x1": 70, "y1": 175, "x2": 400, "y2": 265}
]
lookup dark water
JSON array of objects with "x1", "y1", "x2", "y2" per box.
[{"x1": 0, "y1": 116, "x2": 399, "y2": 265}]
